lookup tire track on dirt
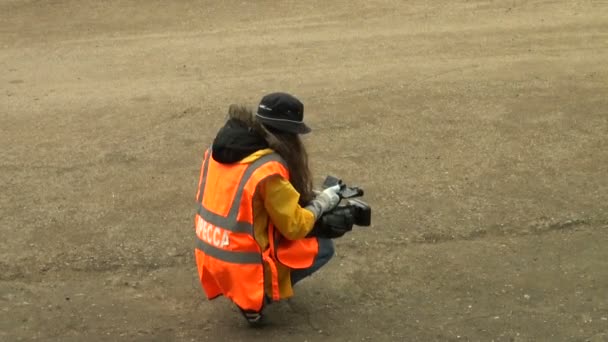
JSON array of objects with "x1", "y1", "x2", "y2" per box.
[
  {"x1": 411, "y1": 217, "x2": 608, "y2": 244},
  {"x1": 2, "y1": 219, "x2": 606, "y2": 283},
  {"x1": 337, "y1": 218, "x2": 608, "y2": 251}
]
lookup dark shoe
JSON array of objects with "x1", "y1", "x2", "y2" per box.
[{"x1": 238, "y1": 308, "x2": 266, "y2": 328}]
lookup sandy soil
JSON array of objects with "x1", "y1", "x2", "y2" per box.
[{"x1": 1, "y1": 0, "x2": 608, "y2": 341}]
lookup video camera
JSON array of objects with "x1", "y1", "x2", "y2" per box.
[{"x1": 309, "y1": 176, "x2": 372, "y2": 239}]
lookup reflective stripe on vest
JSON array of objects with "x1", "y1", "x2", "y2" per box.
[
  {"x1": 195, "y1": 152, "x2": 287, "y2": 263},
  {"x1": 195, "y1": 238, "x2": 260, "y2": 264}
]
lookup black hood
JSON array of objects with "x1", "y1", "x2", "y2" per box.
[{"x1": 211, "y1": 119, "x2": 269, "y2": 164}]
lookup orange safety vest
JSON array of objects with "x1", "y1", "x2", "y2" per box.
[{"x1": 194, "y1": 149, "x2": 318, "y2": 312}]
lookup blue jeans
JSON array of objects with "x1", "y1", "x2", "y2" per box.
[{"x1": 290, "y1": 238, "x2": 335, "y2": 285}]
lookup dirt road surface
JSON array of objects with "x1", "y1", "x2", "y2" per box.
[{"x1": 2, "y1": 1, "x2": 608, "y2": 341}]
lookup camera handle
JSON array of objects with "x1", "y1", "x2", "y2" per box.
[{"x1": 321, "y1": 175, "x2": 364, "y2": 199}]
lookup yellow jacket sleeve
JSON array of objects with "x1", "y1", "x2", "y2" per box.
[{"x1": 260, "y1": 175, "x2": 316, "y2": 240}]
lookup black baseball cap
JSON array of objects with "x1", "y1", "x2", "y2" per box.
[{"x1": 255, "y1": 92, "x2": 312, "y2": 134}]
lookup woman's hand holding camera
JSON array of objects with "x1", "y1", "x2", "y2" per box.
[{"x1": 306, "y1": 185, "x2": 341, "y2": 220}]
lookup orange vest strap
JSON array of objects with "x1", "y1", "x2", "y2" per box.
[
  {"x1": 264, "y1": 223, "x2": 280, "y2": 301},
  {"x1": 196, "y1": 149, "x2": 211, "y2": 203}
]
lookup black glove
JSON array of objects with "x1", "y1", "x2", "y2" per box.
[{"x1": 307, "y1": 205, "x2": 355, "y2": 239}]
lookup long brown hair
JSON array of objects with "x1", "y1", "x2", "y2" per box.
[
  {"x1": 262, "y1": 129, "x2": 314, "y2": 205},
  {"x1": 227, "y1": 104, "x2": 314, "y2": 205}
]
